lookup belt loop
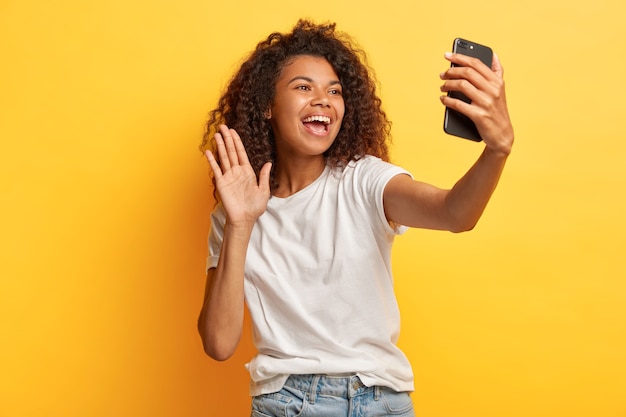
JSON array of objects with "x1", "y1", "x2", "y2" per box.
[
  {"x1": 374, "y1": 385, "x2": 381, "y2": 401},
  {"x1": 308, "y1": 375, "x2": 320, "y2": 404}
]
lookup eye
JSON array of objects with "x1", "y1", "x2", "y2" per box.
[
  {"x1": 329, "y1": 88, "x2": 343, "y2": 96},
  {"x1": 296, "y1": 85, "x2": 311, "y2": 91}
]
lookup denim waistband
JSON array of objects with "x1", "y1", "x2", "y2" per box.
[{"x1": 283, "y1": 374, "x2": 379, "y2": 400}]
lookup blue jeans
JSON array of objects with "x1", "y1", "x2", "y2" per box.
[{"x1": 251, "y1": 374, "x2": 415, "y2": 417}]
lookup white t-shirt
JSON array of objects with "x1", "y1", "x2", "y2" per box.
[{"x1": 207, "y1": 155, "x2": 414, "y2": 396}]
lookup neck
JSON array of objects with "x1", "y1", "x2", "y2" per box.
[{"x1": 272, "y1": 156, "x2": 326, "y2": 198}]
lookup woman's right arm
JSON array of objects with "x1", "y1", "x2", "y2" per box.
[
  {"x1": 197, "y1": 125, "x2": 272, "y2": 361},
  {"x1": 198, "y1": 223, "x2": 254, "y2": 360}
]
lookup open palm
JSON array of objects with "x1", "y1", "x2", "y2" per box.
[{"x1": 205, "y1": 125, "x2": 272, "y2": 228}]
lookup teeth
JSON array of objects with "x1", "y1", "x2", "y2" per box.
[{"x1": 302, "y1": 115, "x2": 331, "y2": 124}]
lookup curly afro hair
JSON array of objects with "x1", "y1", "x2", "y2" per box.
[{"x1": 200, "y1": 19, "x2": 392, "y2": 190}]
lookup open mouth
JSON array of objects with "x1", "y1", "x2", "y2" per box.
[{"x1": 302, "y1": 115, "x2": 331, "y2": 134}]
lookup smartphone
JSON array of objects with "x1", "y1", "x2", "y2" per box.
[{"x1": 443, "y1": 38, "x2": 493, "y2": 142}]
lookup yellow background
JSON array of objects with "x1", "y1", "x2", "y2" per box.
[{"x1": 1, "y1": 0, "x2": 625, "y2": 416}]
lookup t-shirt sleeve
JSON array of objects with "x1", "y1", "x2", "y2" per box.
[
  {"x1": 353, "y1": 156, "x2": 413, "y2": 235},
  {"x1": 206, "y1": 203, "x2": 226, "y2": 271}
]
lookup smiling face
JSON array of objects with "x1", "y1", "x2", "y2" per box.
[{"x1": 268, "y1": 55, "x2": 345, "y2": 162}]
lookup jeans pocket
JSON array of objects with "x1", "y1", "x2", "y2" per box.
[
  {"x1": 379, "y1": 388, "x2": 415, "y2": 416},
  {"x1": 251, "y1": 387, "x2": 307, "y2": 417}
]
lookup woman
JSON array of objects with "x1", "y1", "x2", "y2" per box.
[{"x1": 198, "y1": 19, "x2": 513, "y2": 416}]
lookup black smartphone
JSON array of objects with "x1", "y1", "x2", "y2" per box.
[{"x1": 443, "y1": 38, "x2": 493, "y2": 142}]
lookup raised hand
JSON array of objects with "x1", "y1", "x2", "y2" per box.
[
  {"x1": 205, "y1": 125, "x2": 272, "y2": 229},
  {"x1": 440, "y1": 52, "x2": 514, "y2": 156}
]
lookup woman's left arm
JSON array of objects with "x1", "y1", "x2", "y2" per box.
[{"x1": 383, "y1": 52, "x2": 514, "y2": 232}]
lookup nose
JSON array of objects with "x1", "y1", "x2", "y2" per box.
[{"x1": 311, "y1": 91, "x2": 330, "y2": 107}]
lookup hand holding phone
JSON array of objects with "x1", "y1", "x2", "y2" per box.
[{"x1": 443, "y1": 38, "x2": 493, "y2": 142}]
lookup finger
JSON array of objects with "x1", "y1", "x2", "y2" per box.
[
  {"x1": 258, "y1": 162, "x2": 273, "y2": 192},
  {"x1": 441, "y1": 65, "x2": 492, "y2": 95},
  {"x1": 205, "y1": 150, "x2": 223, "y2": 180},
  {"x1": 440, "y1": 65, "x2": 492, "y2": 104},
  {"x1": 220, "y1": 125, "x2": 241, "y2": 167},
  {"x1": 214, "y1": 131, "x2": 231, "y2": 171},
  {"x1": 229, "y1": 128, "x2": 252, "y2": 167},
  {"x1": 440, "y1": 78, "x2": 486, "y2": 106},
  {"x1": 444, "y1": 52, "x2": 495, "y2": 81},
  {"x1": 492, "y1": 52, "x2": 504, "y2": 77},
  {"x1": 441, "y1": 62, "x2": 502, "y2": 107},
  {"x1": 440, "y1": 94, "x2": 473, "y2": 116}
]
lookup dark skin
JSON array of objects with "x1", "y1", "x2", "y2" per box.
[{"x1": 198, "y1": 52, "x2": 514, "y2": 360}]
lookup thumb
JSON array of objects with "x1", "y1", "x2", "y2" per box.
[
  {"x1": 258, "y1": 162, "x2": 273, "y2": 191},
  {"x1": 492, "y1": 52, "x2": 504, "y2": 77}
]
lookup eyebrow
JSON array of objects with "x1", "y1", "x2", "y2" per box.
[{"x1": 287, "y1": 76, "x2": 342, "y2": 86}]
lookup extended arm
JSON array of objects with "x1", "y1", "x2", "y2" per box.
[
  {"x1": 198, "y1": 125, "x2": 272, "y2": 360},
  {"x1": 384, "y1": 52, "x2": 513, "y2": 232}
]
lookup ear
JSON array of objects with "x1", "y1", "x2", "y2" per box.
[{"x1": 264, "y1": 108, "x2": 272, "y2": 119}]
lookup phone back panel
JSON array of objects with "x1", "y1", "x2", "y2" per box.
[{"x1": 443, "y1": 38, "x2": 493, "y2": 142}]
